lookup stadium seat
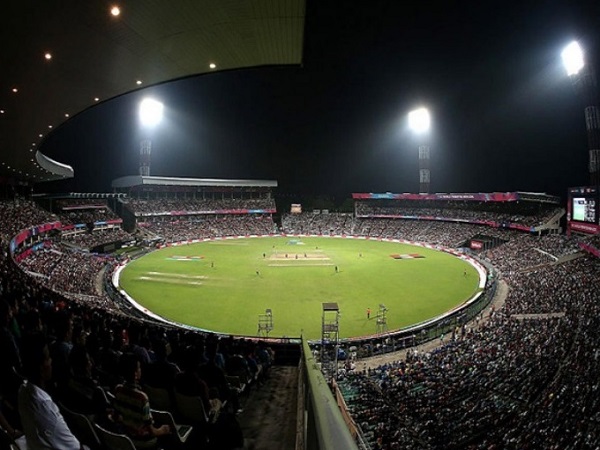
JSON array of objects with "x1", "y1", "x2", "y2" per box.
[
  {"x1": 143, "y1": 384, "x2": 173, "y2": 412},
  {"x1": 224, "y1": 375, "x2": 246, "y2": 395},
  {"x1": 94, "y1": 424, "x2": 152, "y2": 450},
  {"x1": 58, "y1": 403, "x2": 101, "y2": 450},
  {"x1": 173, "y1": 391, "x2": 209, "y2": 425},
  {"x1": 150, "y1": 409, "x2": 193, "y2": 445},
  {"x1": 0, "y1": 426, "x2": 28, "y2": 450}
]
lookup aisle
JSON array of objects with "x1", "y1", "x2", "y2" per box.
[{"x1": 237, "y1": 366, "x2": 299, "y2": 450}]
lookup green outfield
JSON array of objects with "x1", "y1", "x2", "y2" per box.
[{"x1": 118, "y1": 236, "x2": 480, "y2": 339}]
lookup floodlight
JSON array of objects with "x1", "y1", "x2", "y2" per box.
[
  {"x1": 562, "y1": 41, "x2": 584, "y2": 76},
  {"x1": 139, "y1": 98, "x2": 164, "y2": 127},
  {"x1": 408, "y1": 107, "x2": 430, "y2": 133}
]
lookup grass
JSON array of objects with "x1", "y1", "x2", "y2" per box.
[{"x1": 118, "y1": 236, "x2": 479, "y2": 340}]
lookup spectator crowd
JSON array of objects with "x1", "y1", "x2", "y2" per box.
[
  {"x1": 0, "y1": 207, "x2": 275, "y2": 449},
  {"x1": 62, "y1": 227, "x2": 133, "y2": 249},
  {"x1": 55, "y1": 200, "x2": 121, "y2": 226},
  {"x1": 355, "y1": 199, "x2": 562, "y2": 227},
  {"x1": 1, "y1": 195, "x2": 599, "y2": 449},
  {"x1": 128, "y1": 197, "x2": 275, "y2": 215},
  {"x1": 143, "y1": 215, "x2": 277, "y2": 243}
]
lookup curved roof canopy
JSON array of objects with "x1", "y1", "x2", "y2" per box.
[{"x1": 0, "y1": 0, "x2": 305, "y2": 183}]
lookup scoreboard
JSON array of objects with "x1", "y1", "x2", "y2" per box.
[{"x1": 568, "y1": 186, "x2": 600, "y2": 234}]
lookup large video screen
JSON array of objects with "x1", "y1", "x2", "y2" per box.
[
  {"x1": 572, "y1": 197, "x2": 597, "y2": 223},
  {"x1": 569, "y1": 186, "x2": 600, "y2": 235}
]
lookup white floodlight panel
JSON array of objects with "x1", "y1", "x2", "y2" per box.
[
  {"x1": 139, "y1": 99, "x2": 164, "y2": 127},
  {"x1": 408, "y1": 108, "x2": 430, "y2": 133},
  {"x1": 562, "y1": 41, "x2": 584, "y2": 76}
]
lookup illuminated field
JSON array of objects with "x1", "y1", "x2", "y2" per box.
[{"x1": 118, "y1": 236, "x2": 480, "y2": 339}]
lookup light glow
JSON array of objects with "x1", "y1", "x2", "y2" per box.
[
  {"x1": 408, "y1": 107, "x2": 431, "y2": 133},
  {"x1": 44, "y1": 52, "x2": 52, "y2": 60},
  {"x1": 110, "y1": 6, "x2": 120, "y2": 16},
  {"x1": 209, "y1": 63, "x2": 216, "y2": 69},
  {"x1": 139, "y1": 98, "x2": 164, "y2": 127},
  {"x1": 562, "y1": 41, "x2": 584, "y2": 76}
]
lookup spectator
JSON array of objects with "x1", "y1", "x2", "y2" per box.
[
  {"x1": 113, "y1": 353, "x2": 170, "y2": 448},
  {"x1": 18, "y1": 333, "x2": 83, "y2": 450},
  {"x1": 0, "y1": 299, "x2": 23, "y2": 421},
  {"x1": 62, "y1": 345, "x2": 111, "y2": 418},
  {"x1": 49, "y1": 311, "x2": 74, "y2": 393},
  {"x1": 142, "y1": 338, "x2": 181, "y2": 389}
]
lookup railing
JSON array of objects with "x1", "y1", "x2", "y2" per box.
[{"x1": 297, "y1": 339, "x2": 359, "y2": 450}]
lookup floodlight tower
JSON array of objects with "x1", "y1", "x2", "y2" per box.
[
  {"x1": 138, "y1": 98, "x2": 164, "y2": 177},
  {"x1": 562, "y1": 41, "x2": 600, "y2": 186},
  {"x1": 408, "y1": 107, "x2": 431, "y2": 193}
]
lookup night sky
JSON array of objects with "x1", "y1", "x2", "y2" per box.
[{"x1": 41, "y1": 0, "x2": 600, "y2": 202}]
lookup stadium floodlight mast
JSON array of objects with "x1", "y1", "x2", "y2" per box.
[
  {"x1": 561, "y1": 41, "x2": 600, "y2": 186},
  {"x1": 138, "y1": 98, "x2": 164, "y2": 177},
  {"x1": 408, "y1": 107, "x2": 430, "y2": 134},
  {"x1": 139, "y1": 98, "x2": 164, "y2": 127},
  {"x1": 408, "y1": 107, "x2": 431, "y2": 194},
  {"x1": 561, "y1": 41, "x2": 584, "y2": 76}
]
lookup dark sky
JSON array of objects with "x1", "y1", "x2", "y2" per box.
[{"x1": 41, "y1": 0, "x2": 600, "y2": 201}]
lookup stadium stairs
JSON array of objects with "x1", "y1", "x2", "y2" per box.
[
  {"x1": 556, "y1": 251, "x2": 586, "y2": 264},
  {"x1": 60, "y1": 240, "x2": 81, "y2": 251},
  {"x1": 520, "y1": 250, "x2": 586, "y2": 273},
  {"x1": 135, "y1": 226, "x2": 158, "y2": 239},
  {"x1": 533, "y1": 208, "x2": 565, "y2": 233}
]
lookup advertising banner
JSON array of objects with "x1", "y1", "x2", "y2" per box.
[
  {"x1": 570, "y1": 222, "x2": 600, "y2": 234},
  {"x1": 470, "y1": 240, "x2": 483, "y2": 250},
  {"x1": 580, "y1": 243, "x2": 600, "y2": 257}
]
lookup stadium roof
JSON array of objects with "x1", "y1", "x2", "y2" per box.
[
  {"x1": 0, "y1": 0, "x2": 306, "y2": 183},
  {"x1": 112, "y1": 175, "x2": 277, "y2": 189}
]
